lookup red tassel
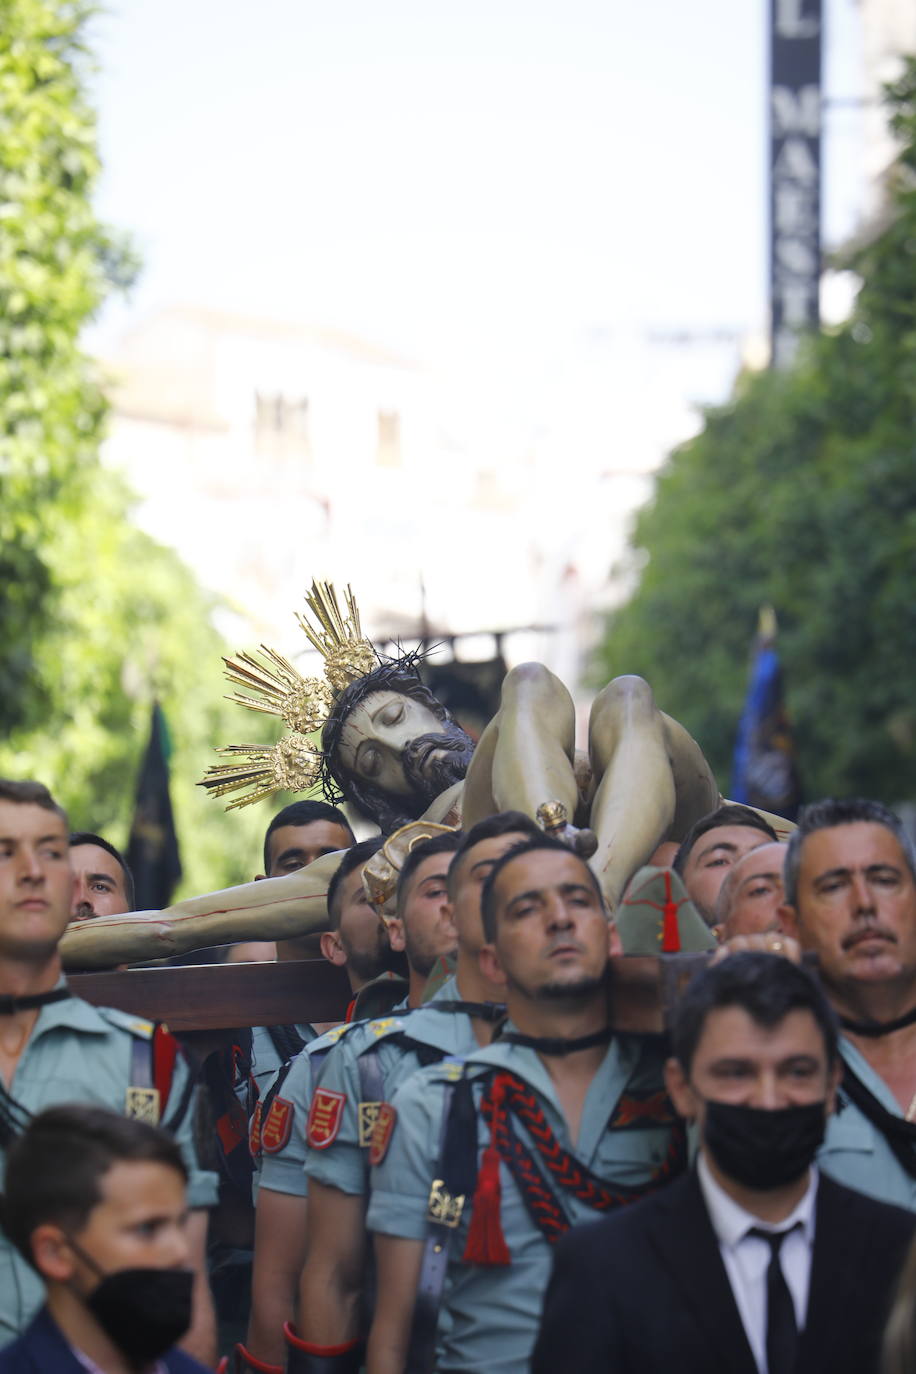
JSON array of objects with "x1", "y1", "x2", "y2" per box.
[
  {"x1": 463, "y1": 1074, "x2": 511, "y2": 1266},
  {"x1": 661, "y1": 871, "x2": 681, "y2": 953}
]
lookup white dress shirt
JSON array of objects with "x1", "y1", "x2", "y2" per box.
[{"x1": 697, "y1": 1151, "x2": 818, "y2": 1374}]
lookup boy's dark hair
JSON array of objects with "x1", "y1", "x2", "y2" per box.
[
  {"x1": 326, "y1": 836, "x2": 384, "y2": 930},
  {"x1": 1, "y1": 1104, "x2": 187, "y2": 1270},
  {"x1": 672, "y1": 951, "x2": 839, "y2": 1074},
  {"x1": 783, "y1": 797, "x2": 916, "y2": 907},
  {"x1": 263, "y1": 800, "x2": 355, "y2": 874},
  {"x1": 446, "y1": 810, "x2": 542, "y2": 900},
  {"x1": 0, "y1": 780, "x2": 67, "y2": 825},
  {"x1": 480, "y1": 832, "x2": 605, "y2": 942},
  {"x1": 673, "y1": 804, "x2": 779, "y2": 874},
  {"x1": 396, "y1": 831, "x2": 463, "y2": 919},
  {"x1": 69, "y1": 832, "x2": 135, "y2": 911}
]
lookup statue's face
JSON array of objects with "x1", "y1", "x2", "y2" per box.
[{"x1": 337, "y1": 690, "x2": 473, "y2": 801}]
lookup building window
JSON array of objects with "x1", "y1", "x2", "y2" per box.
[
  {"x1": 254, "y1": 391, "x2": 310, "y2": 459},
  {"x1": 377, "y1": 409, "x2": 401, "y2": 467}
]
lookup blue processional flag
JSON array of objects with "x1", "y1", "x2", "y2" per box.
[
  {"x1": 730, "y1": 609, "x2": 801, "y2": 821},
  {"x1": 126, "y1": 702, "x2": 183, "y2": 909}
]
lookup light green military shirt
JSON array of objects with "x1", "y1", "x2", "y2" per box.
[
  {"x1": 248, "y1": 1023, "x2": 317, "y2": 1101},
  {"x1": 367, "y1": 1031, "x2": 681, "y2": 1374},
  {"x1": 305, "y1": 979, "x2": 481, "y2": 1197},
  {"x1": 257, "y1": 1022, "x2": 360, "y2": 1198},
  {"x1": 0, "y1": 990, "x2": 218, "y2": 1342},
  {"x1": 818, "y1": 1037, "x2": 916, "y2": 1210}
]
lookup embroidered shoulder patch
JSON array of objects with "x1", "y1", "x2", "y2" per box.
[
  {"x1": 249, "y1": 1100, "x2": 263, "y2": 1158},
  {"x1": 262, "y1": 1096, "x2": 294, "y2": 1153},
  {"x1": 610, "y1": 1089, "x2": 677, "y2": 1129},
  {"x1": 369, "y1": 1103, "x2": 397, "y2": 1166},
  {"x1": 307, "y1": 1087, "x2": 346, "y2": 1149}
]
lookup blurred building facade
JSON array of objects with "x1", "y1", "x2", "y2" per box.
[{"x1": 100, "y1": 305, "x2": 635, "y2": 695}]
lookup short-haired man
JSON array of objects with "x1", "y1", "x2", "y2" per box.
[
  {"x1": 674, "y1": 804, "x2": 779, "y2": 926},
  {"x1": 0, "y1": 780, "x2": 218, "y2": 1362},
  {"x1": 68, "y1": 834, "x2": 135, "y2": 923},
  {"x1": 779, "y1": 799, "x2": 916, "y2": 1210},
  {"x1": 246, "y1": 804, "x2": 357, "y2": 1096},
  {"x1": 533, "y1": 951, "x2": 915, "y2": 1374},
  {"x1": 716, "y1": 842, "x2": 787, "y2": 940},
  {"x1": 241, "y1": 836, "x2": 427, "y2": 1371},
  {"x1": 366, "y1": 834, "x2": 684, "y2": 1374},
  {"x1": 0, "y1": 1104, "x2": 210, "y2": 1373}
]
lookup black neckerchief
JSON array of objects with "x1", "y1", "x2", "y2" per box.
[
  {"x1": 0, "y1": 987, "x2": 72, "y2": 1017},
  {"x1": 427, "y1": 1000, "x2": 506, "y2": 1023},
  {"x1": 840, "y1": 1003, "x2": 916, "y2": 1038},
  {"x1": 497, "y1": 1025, "x2": 613, "y2": 1056}
]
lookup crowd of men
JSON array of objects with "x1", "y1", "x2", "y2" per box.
[{"x1": 3, "y1": 774, "x2": 916, "y2": 1373}]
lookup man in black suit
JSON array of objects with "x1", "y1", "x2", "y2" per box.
[{"x1": 533, "y1": 952, "x2": 915, "y2": 1374}]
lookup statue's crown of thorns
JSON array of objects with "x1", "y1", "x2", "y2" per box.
[{"x1": 200, "y1": 580, "x2": 382, "y2": 810}]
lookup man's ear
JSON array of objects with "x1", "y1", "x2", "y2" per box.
[
  {"x1": 779, "y1": 903, "x2": 801, "y2": 940},
  {"x1": 320, "y1": 930, "x2": 346, "y2": 967},
  {"x1": 478, "y1": 942, "x2": 507, "y2": 989},
  {"x1": 386, "y1": 917, "x2": 406, "y2": 955},
  {"x1": 29, "y1": 1225, "x2": 77, "y2": 1284},
  {"x1": 664, "y1": 1057, "x2": 697, "y2": 1122},
  {"x1": 607, "y1": 919, "x2": 623, "y2": 958}
]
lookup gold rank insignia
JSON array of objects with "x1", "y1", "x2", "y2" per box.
[
  {"x1": 125, "y1": 1087, "x2": 160, "y2": 1125},
  {"x1": 427, "y1": 1178, "x2": 465, "y2": 1228},
  {"x1": 358, "y1": 1101, "x2": 381, "y2": 1148},
  {"x1": 369, "y1": 1018, "x2": 401, "y2": 1038}
]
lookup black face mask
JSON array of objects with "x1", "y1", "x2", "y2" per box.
[
  {"x1": 68, "y1": 1237, "x2": 194, "y2": 1369},
  {"x1": 703, "y1": 1099, "x2": 827, "y2": 1191}
]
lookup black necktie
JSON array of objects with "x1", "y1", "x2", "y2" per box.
[{"x1": 747, "y1": 1223, "x2": 801, "y2": 1374}]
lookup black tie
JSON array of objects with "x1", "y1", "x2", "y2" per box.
[{"x1": 747, "y1": 1224, "x2": 801, "y2": 1374}]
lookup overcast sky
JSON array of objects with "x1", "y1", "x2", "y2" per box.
[{"x1": 87, "y1": 0, "x2": 865, "y2": 435}]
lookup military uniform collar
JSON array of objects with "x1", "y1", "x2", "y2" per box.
[
  {"x1": 31, "y1": 982, "x2": 121, "y2": 1040},
  {"x1": 465, "y1": 1023, "x2": 642, "y2": 1160}
]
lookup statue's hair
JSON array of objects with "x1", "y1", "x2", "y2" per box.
[{"x1": 320, "y1": 658, "x2": 453, "y2": 833}]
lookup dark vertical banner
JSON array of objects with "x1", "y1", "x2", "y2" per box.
[
  {"x1": 769, "y1": 0, "x2": 822, "y2": 368},
  {"x1": 126, "y1": 702, "x2": 183, "y2": 910}
]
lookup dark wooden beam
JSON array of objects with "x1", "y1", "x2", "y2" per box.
[{"x1": 70, "y1": 959, "x2": 352, "y2": 1032}]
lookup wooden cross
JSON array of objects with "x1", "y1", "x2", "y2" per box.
[{"x1": 70, "y1": 954, "x2": 711, "y2": 1034}]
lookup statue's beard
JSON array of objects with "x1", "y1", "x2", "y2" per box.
[{"x1": 400, "y1": 724, "x2": 476, "y2": 804}]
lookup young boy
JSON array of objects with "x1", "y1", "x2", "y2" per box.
[{"x1": 0, "y1": 1104, "x2": 211, "y2": 1373}]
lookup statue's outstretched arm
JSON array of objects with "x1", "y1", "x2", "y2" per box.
[{"x1": 60, "y1": 849, "x2": 346, "y2": 970}]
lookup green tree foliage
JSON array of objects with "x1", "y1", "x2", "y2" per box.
[
  {"x1": 593, "y1": 60, "x2": 916, "y2": 804},
  {"x1": 0, "y1": 0, "x2": 290, "y2": 897}
]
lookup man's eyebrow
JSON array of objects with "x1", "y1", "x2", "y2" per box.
[
  {"x1": 815, "y1": 862, "x2": 902, "y2": 882},
  {"x1": 694, "y1": 839, "x2": 739, "y2": 863},
  {"x1": 86, "y1": 871, "x2": 118, "y2": 888},
  {"x1": 417, "y1": 870, "x2": 449, "y2": 888},
  {"x1": 274, "y1": 847, "x2": 310, "y2": 867},
  {"x1": 738, "y1": 869, "x2": 782, "y2": 889}
]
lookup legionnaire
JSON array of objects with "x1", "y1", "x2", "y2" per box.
[
  {"x1": 0, "y1": 780, "x2": 219, "y2": 1362},
  {"x1": 286, "y1": 816, "x2": 540, "y2": 1373},
  {"x1": 366, "y1": 834, "x2": 686, "y2": 1374},
  {"x1": 780, "y1": 799, "x2": 916, "y2": 1209},
  {"x1": 68, "y1": 833, "x2": 135, "y2": 924},
  {"x1": 672, "y1": 803, "x2": 781, "y2": 927},
  {"x1": 238, "y1": 837, "x2": 401, "y2": 1371}
]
